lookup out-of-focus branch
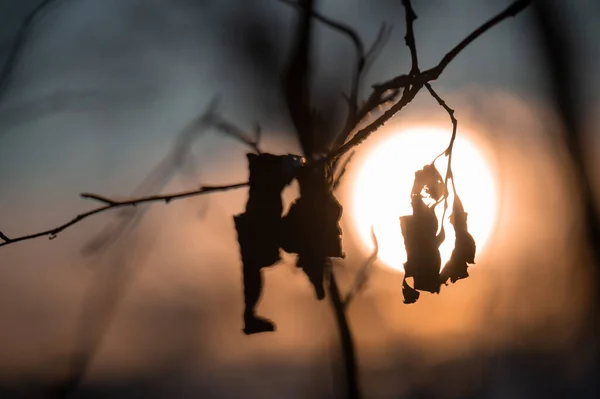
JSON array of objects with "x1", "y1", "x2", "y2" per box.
[
  {"x1": 0, "y1": 0, "x2": 63, "y2": 103},
  {"x1": 282, "y1": 0, "x2": 393, "y2": 157},
  {"x1": 0, "y1": 182, "x2": 248, "y2": 249},
  {"x1": 202, "y1": 101, "x2": 263, "y2": 153},
  {"x1": 81, "y1": 98, "x2": 218, "y2": 255},
  {"x1": 343, "y1": 226, "x2": 378, "y2": 308},
  {"x1": 328, "y1": 270, "x2": 360, "y2": 399},
  {"x1": 281, "y1": 0, "x2": 315, "y2": 157}
]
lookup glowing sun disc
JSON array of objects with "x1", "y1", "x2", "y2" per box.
[{"x1": 350, "y1": 126, "x2": 498, "y2": 272}]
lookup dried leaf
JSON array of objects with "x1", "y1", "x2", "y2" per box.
[
  {"x1": 440, "y1": 195, "x2": 477, "y2": 284},
  {"x1": 236, "y1": 153, "x2": 302, "y2": 335},
  {"x1": 281, "y1": 162, "x2": 344, "y2": 299},
  {"x1": 402, "y1": 278, "x2": 420, "y2": 304},
  {"x1": 411, "y1": 164, "x2": 447, "y2": 201},
  {"x1": 235, "y1": 153, "x2": 301, "y2": 267},
  {"x1": 400, "y1": 195, "x2": 444, "y2": 296}
]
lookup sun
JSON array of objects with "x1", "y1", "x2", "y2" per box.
[{"x1": 349, "y1": 126, "x2": 498, "y2": 272}]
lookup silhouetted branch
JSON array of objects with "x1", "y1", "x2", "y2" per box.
[
  {"x1": 206, "y1": 112, "x2": 262, "y2": 154},
  {"x1": 402, "y1": 0, "x2": 419, "y2": 74},
  {"x1": 425, "y1": 82, "x2": 458, "y2": 221},
  {"x1": 327, "y1": 0, "x2": 530, "y2": 161},
  {"x1": 328, "y1": 271, "x2": 361, "y2": 399},
  {"x1": 281, "y1": 0, "x2": 365, "y2": 56},
  {"x1": 343, "y1": 226, "x2": 378, "y2": 309},
  {"x1": 282, "y1": 0, "x2": 315, "y2": 156},
  {"x1": 334, "y1": 23, "x2": 393, "y2": 153},
  {"x1": 0, "y1": 183, "x2": 248, "y2": 248},
  {"x1": 81, "y1": 99, "x2": 218, "y2": 255},
  {"x1": 421, "y1": 0, "x2": 531, "y2": 82}
]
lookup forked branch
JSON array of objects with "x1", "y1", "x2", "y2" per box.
[
  {"x1": 327, "y1": 0, "x2": 530, "y2": 161},
  {"x1": 0, "y1": 0, "x2": 531, "y2": 257}
]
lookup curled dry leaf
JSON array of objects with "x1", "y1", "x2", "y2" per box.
[
  {"x1": 440, "y1": 194, "x2": 477, "y2": 284},
  {"x1": 281, "y1": 161, "x2": 345, "y2": 300},
  {"x1": 411, "y1": 164, "x2": 447, "y2": 201},
  {"x1": 400, "y1": 195, "x2": 445, "y2": 301},
  {"x1": 235, "y1": 153, "x2": 302, "y2": 335}
]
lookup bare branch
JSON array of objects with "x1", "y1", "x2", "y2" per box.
[
  {"x1": 402, "y1": 0, "x2": 419, "y2": 74},
  {"x1": 328, "y1": 83, "x2": 421, "y2": 161},
  {"x1": 326, "y1": 0, "x2": 530, "y2": 161},
  {"x1": 422, "y1": 0, "x2": 531, "y2": 82},
  {"x1": 343, "y1": 226, "x2": 379, "y2": 308},
  {"x1": 0, "y1": 0, "x2": 62, "y2": 103},
  {"x1": 206, "y1": 112, "x2": 262, "y2": 154},
  {"x1": 282, "y1": 0, "x2": 315, "y2": 156},
  {"x1": 425, "y1": 82, "x2": 458, "y2": 223},
  {"x1": 81, "y1": 99, "x2": 218, "y2": 255},
  {"x1": 0, "y1": 183, "x2": 248, "y2": 249},
  {"x1": 281, "y1": 0, "x2": 364, "y2": 56},
  {"x1": 332, "y1": 23, "x2": 394, "y2": 152},
  {"x1": 282, "y1": 0, "x2": 393, "y2": 156}
]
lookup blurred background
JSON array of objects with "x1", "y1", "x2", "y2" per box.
[{"x1": 0, "y1": 0, "x2": 599, "y2": 397}]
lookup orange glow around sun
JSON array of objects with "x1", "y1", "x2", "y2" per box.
[{"x1": 350, "y1": 126, "x2": 498, "y2": 272}]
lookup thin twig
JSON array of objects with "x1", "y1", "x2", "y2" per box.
[
  {"x1": 81, "y1": 99, "x2": 218, "y2": 255},
  {"x1": 425, "y1": 82, "x2": 458, "y2": 224},
  {"x1": 281, "y1": 0, "x2": 365, "y2": 56},
  {"x1": 282, "y1": 0, "x2": 315, "y2": 157},
  {"x1": 333, "y1": 23, "x2": 394, "y2": 154},
  {"x1": 0, "y1": 183, "x2": 248, "y2": 248},
  {"x1": 326, "y1": 0, "x2": 530, "y2": 161},
  {"x1": 328, "y1": 271, "x2": 361, "y2": 399},
  {"x1": 343, "y1": 226, "x2": 378, "y2": 309},
  {"x1": 421, "y1": 0, "x2": 532, "y2": 82},
  {"x1": 206, "y1": 113, "x2": 262, "y2": 154},
  {"x1": 402, "y1": 0, "x2": 419, "y2": 75}
]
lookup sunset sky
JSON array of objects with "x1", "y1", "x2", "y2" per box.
[{"x1": 0, "y1": 1, "x2": 599, "y2": 397}]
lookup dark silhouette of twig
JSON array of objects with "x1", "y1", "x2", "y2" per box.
[
  {"x1": 328, "y1": 270, "x2": 360, "y2": 399},
  {"x1": 327, "y1": 0, "x2": 531, "y2": 161},
  {"x1": 425, "y1": 82, "x2": 458, "y2": 222},
  {"x1": 0, "y1": 182, "x2": 248, "y2": 248},
  {"x1": 204, "y1": 111, "x2": 262, "y2": 154},
  {"x1": 81, "y1": 99, "x2": 219, "y2": 255},
  {"x1": 421, "y1": 0, "x2": 532, "y2": 82},
  {"x1": 281, "y1": 0, "x2": 393, "y2": 157},
  {"x1": 281, "y1": 0, "x2": 315, "y2": 156},
  {"x1": 402, "y1": 0, "x2": 419, "y2": 75}
]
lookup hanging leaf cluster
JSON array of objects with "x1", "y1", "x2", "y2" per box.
[
  {"x1": 234, "y1": 152, "x2": 345, "y2": 334},
  {"x1": 400, "y1": 164, "x2": 477, "y2": 304}
]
